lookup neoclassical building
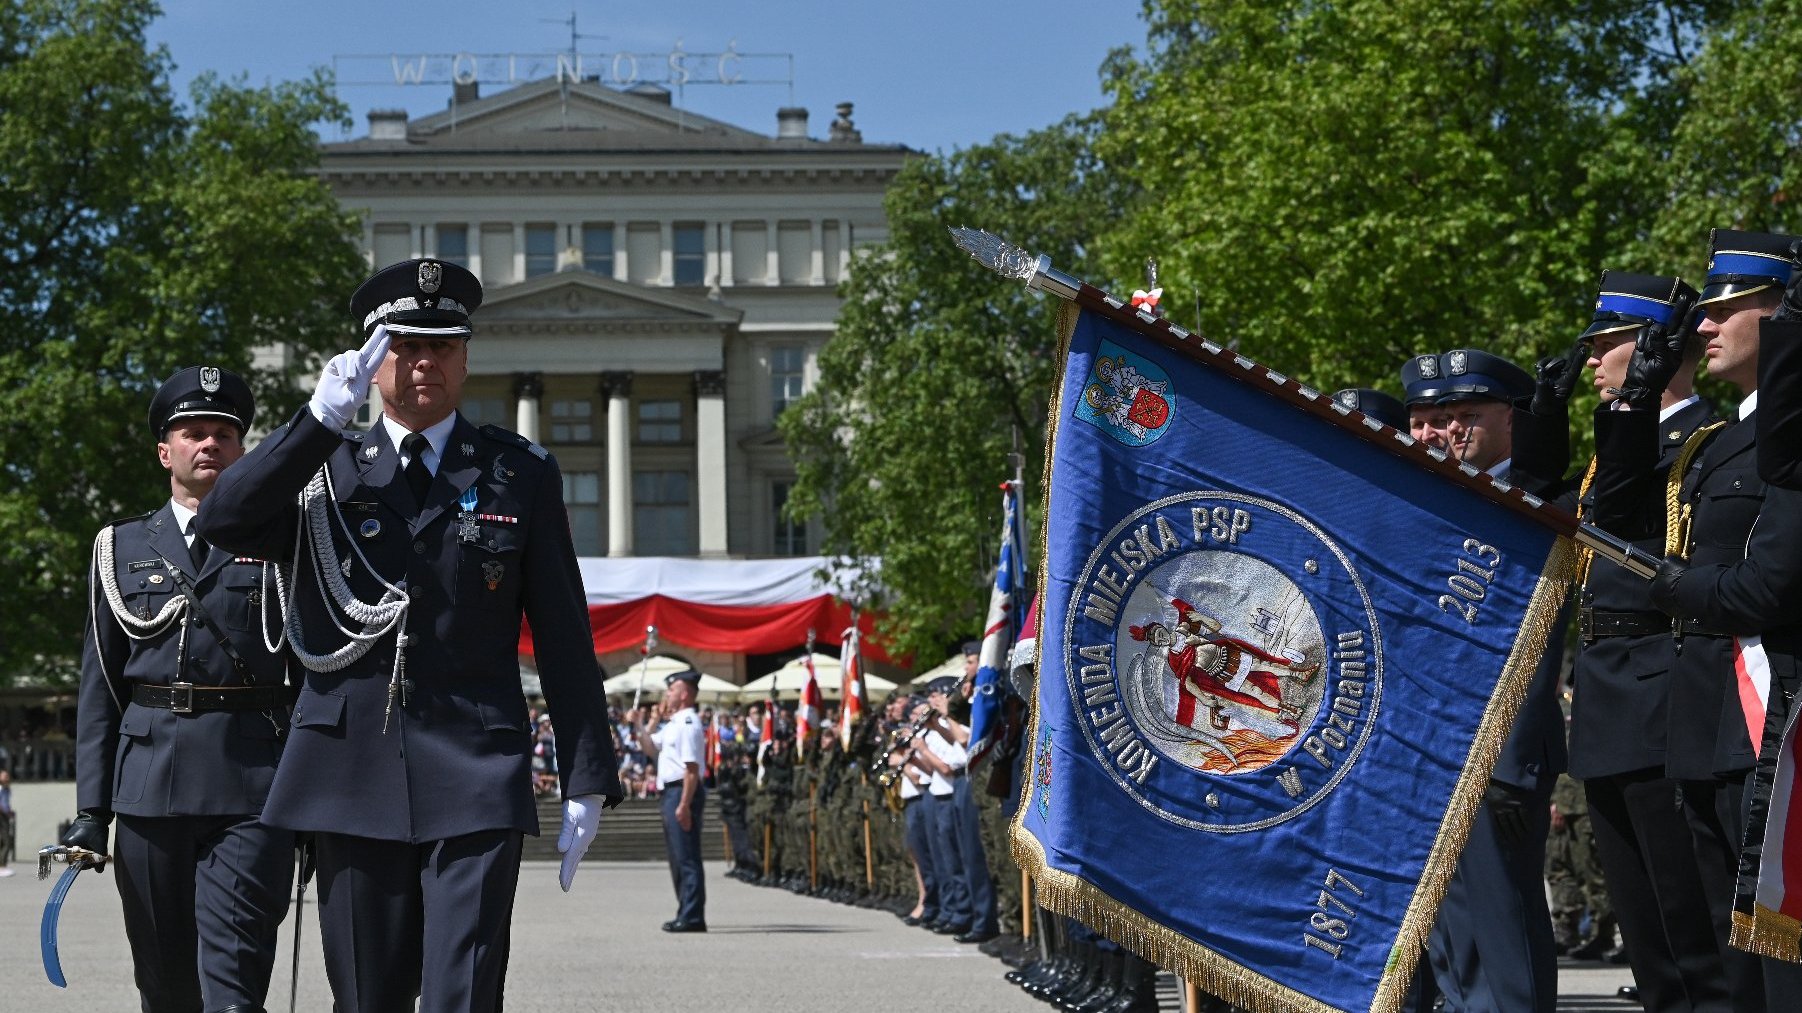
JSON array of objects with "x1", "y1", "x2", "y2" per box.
[{"x1": 318, "y1": 78, "x2": 911, "y2": 680}]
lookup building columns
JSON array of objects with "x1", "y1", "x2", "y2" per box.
[
  {"x1": 694, "y1": 370, "x2": 728, "y2": 557},
  {"x1": 512, "y1": 371, "x2": 543, "y2": 442},
  {"x1": 601, "y1": 371, "x2": 634, "y2": 557},
  {"x1": 765, "y1": 218, "x2": 780, "y2": 285},
  {"x1": 809, "y1": 219, "x2": 824, "y2": 285}
]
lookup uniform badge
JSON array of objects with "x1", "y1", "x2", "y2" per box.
[
  {"x1": 199, "y1": 366, "x2": 221, "y2": 393},
  {"x1": 1416, "y1": 354, "x2": 1439, "y2": 379},
  {"x1": 491, "y1": 458, "x2": 514, "y2": 484},
  {"x1": 359, "y1": 518, "x2": 382, "y2": 539},
  {"x1": 1448, "y1": 350, "x2": 1469, "y2": 375},
  {"x1": 341, "y1": 557, "x2": 354, "y2": 578},
  {"x1": 418, "y1": 260, "x2": 442, "y2": 294},
  {"x1": 147, "y1": 573, "x2": 165, "y2": 585},
  {"x1": 364, "y1": 444, "x2": 380, "y2": 460},
  {"x1": 457, "y1": 488, "x2": 480, "y2": 544},
  {"x1": 482, "y1": 560, "x2": 504, "y2": 591},
  {"x1": 460, "y1": 442, "x2": 475, "y2": 458}
]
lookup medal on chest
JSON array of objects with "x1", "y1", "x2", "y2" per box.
[{"x1": 457, "y1": 487, "x2": 480, "y2": 544}]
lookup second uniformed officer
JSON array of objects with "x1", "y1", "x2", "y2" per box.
[
  {"x1": 65, "y1": 366, "x2": 295, "y2": 1013},
  {"x1": 639, "y1": 668, "x2": 708, "y2": 931},
  {"x1": 196, "y1": 259, "x2": 622, "y2": 1012}
]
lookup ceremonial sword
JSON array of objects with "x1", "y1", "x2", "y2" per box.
[{"x1": 38, "y1": 844, "x2": 108, "y2": 988}]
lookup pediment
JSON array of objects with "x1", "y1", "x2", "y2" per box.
[
  {"x1": 410, "y1": 79, "x2": 761, "y2": 142},
  {"x1": 481, "y1": 272, "x2": 743, "y2": 327}
]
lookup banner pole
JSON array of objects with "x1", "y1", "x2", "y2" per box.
[{"x1": 1021, "y1": 870, "x2": 1033, "y2": 941}]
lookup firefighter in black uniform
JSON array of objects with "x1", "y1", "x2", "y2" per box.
[{"x1": 65, "y1": 366, "x2": 294, "y2": 1013}]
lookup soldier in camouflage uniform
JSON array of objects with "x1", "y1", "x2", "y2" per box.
[{"x1": 1547, "y1": 772, "x2": 1617, "y2": 960}]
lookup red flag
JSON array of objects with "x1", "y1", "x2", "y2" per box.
[
  {"x1": 797, "y1": 652, "x2": 822, "y2": 758},
  {"x1": 839, "y1": 625, "x2": 865, "y2": 750}
]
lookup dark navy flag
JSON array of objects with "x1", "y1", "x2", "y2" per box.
[
  {"x1": 969, "y1": 480, "x2": 1025, "y2": 762},
  {"x1": 1015, "y1": 305, "x2": 1572, "y2": 1013}
]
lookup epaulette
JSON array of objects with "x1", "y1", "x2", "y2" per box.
[{"x1": 480, "y1": 423, "x2": 550, "y2": 460}]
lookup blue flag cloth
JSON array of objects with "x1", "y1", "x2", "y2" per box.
[
  {"x1": 1015, "y1": 305, "x2": 1572, "y2": 1013},
  {"x1": 969, "y1": 481, "x2": 1025, "y2": 761}
]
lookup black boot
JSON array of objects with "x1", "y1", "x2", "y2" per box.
[
  {"x1": 1102, "y1": 954, "x2": 1160, "y2": 1013},
  {"x1": 1068, "y1": 949, "x2": 1122, "y2": 1012}
]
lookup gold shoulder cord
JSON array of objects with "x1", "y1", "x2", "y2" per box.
[
  {"x1": 1573, "y1": 456, "x2": 1598, "y2": 589},
  {"x1": 1665, "y1": 421, "x2": 1729, "y2": 561}
]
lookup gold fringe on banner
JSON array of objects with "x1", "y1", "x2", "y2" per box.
[
  {"x1": 1732, "y1": 906, "x2": 1802, "y2": 961},
  {"x1": 1010, "y1": 297, "x2": 1579, "y2": 1013}
]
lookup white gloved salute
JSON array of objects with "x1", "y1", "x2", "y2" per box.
[
  {"x1": 308, "y1": 325, "x2": 391, "y2": 431},
  {"x1": 557, "y1": 793, "x2": 605, "y2": 891}
]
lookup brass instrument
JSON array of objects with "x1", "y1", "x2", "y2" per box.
[{"x1": 872, "y1": 667, "x2": 975, "y2": 788}]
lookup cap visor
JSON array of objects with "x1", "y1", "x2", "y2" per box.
[
  {"x1": 1695, "y1": 281, "x2": 1777, "y2": 308},
  {"x1": 1581, "y1": 319, "x2": 1642, "y2": 339},
  {"x1": 163, "y1": 409, "x2": 246, "y2": 429},
  {"x1": 382, "y1": 321, "x2": 472, "y2": 337}
]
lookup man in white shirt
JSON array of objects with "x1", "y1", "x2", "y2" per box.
[
  {"x1": 910, "y1": 677, "x2": 974, "y2": 936},
  {"x1": 641, "y1": 668, "x2": 708, "y2": 932}
]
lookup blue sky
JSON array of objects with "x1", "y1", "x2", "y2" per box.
[{"x1": 146, "y1": 0, "x2": 1148, "y2": 152}]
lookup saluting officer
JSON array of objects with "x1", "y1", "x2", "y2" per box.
[
  {"x1": 1401, "y1": 349, "x2": 1566, "y2": 1013},
  {"x1": 639, "y1": 668, "x2": 708, "y2": 932},
  {"x1": 66, "y1": 366, "x2": 295, "y2": 1013},
  {"x1": 196, "y1": 259, "x2": 621, "y2": 1012},
  {"x1": 1597, "y1": 229, "x2": 1802, "y2": 1008}
]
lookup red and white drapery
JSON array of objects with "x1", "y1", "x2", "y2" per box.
[{"x1": 518, "y1": 556, "x2": 883, "y2": 659}]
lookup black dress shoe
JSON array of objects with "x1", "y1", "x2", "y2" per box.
[
  {"x1": 955, "y1": 929, "x2": 1000, "y2": 944},
  {"x1": 933, "y1": 922, "x2": 969, "y2": 935},
  {"x1": 1617, "y1": 985, "x2": 1640, "y2": 1005},
  {"x1": 903, "y1": 915, "x2": 922, "y2": 926},
  {"x1": 661, "y1": 919, "x2": 708, "y2": 933},
  {"x1": 1605, "y1": 943, "x2": 1631, "y2": 965}
]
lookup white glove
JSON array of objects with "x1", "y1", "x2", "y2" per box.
[
  {"x1": 308, "y1": 325, "x2": 391, "y2": 431},
  {"x1": 557, "y1": 793, "x2": 604, "y2": 891}
]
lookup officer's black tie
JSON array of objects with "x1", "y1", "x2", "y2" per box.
[
  {"x1": 402, "y1": 432, "x2": 433, "y2": 507},
  {"x1": 188, "y1": 525, "x2": 209, "y2": 571}
]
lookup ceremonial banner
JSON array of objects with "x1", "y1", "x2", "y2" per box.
[
  {"x1": 840, "y1": 625, "x2": 866, "y2": 750},
  {"x1": 970, "y1": 480, "x2": 1026, "y2": 762},
  {"x1": 1735, "y1": 708, "x2": 1802, "y2": 959},
  {"x1": 1015, "y1": 303, "x2": 1573, "y2": 1013},
  {"x1": 796, "y1": 653, "x2": 822, "y2": 757}
]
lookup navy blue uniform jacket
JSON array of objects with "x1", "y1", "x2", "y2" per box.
[
  {"x1": 197, "y1": 410, "x2": 621, "y2": 842},
  {"x1": 77, "y1": 504, "x2": 290, "y2": 817}
]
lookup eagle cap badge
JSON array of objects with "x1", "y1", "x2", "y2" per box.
[
  {"x1": 418, "y1": 260, "x2": 443, "y2": 294},
  {"x1": 1417, "y1": 354, "x2": 1439, "y2": 379},
  {"x1": 1448, "y1": 350, "x2": 1469, "y2": 375},
  {"x1": 199, "y1": 366, "x2": 221, "y2": 393}
]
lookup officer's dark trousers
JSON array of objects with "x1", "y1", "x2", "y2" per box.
[
  {"x1": 1425, "y1": 788, "x2": 1556, "y2": 1013},
  {"x1": 951, "y1": 774, "x2": 998, "y2": 934},
  {"x1": 662, "y1": 781, "x2": 706, "y2": 925},
  {"x1": 1586, "y1": 770, "x2": 1730, "y2": 1012},
  {"x1": 927, "y1": 791, "x2": 971, "y2": 929},
  {"x1": 313, "y1": 829, "x2": 521, "y2": 1013},
  {"x1": 114, "y1": 814, "x2": 293, "y2": 1013},
  {"x1": 902, "y1": 795, "x2": 939, "y2": 921}
]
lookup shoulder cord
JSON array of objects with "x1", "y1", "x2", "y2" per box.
[
  {"x1": 1573, "y1": 456, "x2": 1598, "y2": 589},
  {"x1": 272, "y1": 464, "x2": 411, "y2": 731},
  {"x1": 94, "y1": 525, "x2": 187, "y2": 638},
  {"x1": 1665, "y1": 421, "x2": 1729, "y2": 561}
]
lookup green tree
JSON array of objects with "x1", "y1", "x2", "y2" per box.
[
  {"x1": 0, "y1": 0, "x2": 366, "y2": 684},
  {"x1": 779, "y1": 116, "x2": 1132, "y2": 662},
  {"x1": 1095, "y1": 0, "x2": 1717, "y2": 396}
]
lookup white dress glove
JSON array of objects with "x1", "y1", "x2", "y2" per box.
[
  {"x1": 308, "y1": 325, "x2": 391, "y2": 431},
  {"x1": 557, "y1": 793, "x2": 605, "y2": 891}
]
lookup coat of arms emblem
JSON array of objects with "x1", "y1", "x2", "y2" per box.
[
  {"x1": 1416, "y1": 354, "x2": 1439, "y2": 379},
  {"x1": 1074, "y1": 341, "x2": 1174, "y2": 447},
  {"x1": 199, "y1": 366, "x2": 220, "y2": 393},
  {"x1": 418, "y1": 260, "x2": 443, "y2": 294}
]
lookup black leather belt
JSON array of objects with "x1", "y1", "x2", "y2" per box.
[
  {"x1": 1674, "y1": 617, "x2": 1735, "y2": 639},
  {"x1": 133, "y1": 683, "x2": 285, "y2": 714},
  {"x1": 1578, "y1": 608, "x2": 1671, "y2": 642}
]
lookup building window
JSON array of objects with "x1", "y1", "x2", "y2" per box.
[
  {"x1": 583, "y1": 224, "x2": 614, "y2": 275},
  {"x1": 525, "y1": 224, "x2": 557, "y2": 278},
  {"x1": 437, "y1": 225, "x2": 469, "y2": 268},
  {"x1": 673, "y1": 223, "x2": 706, "y2": 286},
  {"x1": 637, "y1": 400, "x2": 682, "y2": 444},
  {"x1": 549, "y1": 399, "x2": 593, "y2": 443},
  {"x1": 634, "y1": 471, "x2": 693, "y2": 556},
  {"x1": 771, "y1": 345, "x2": 805, "y2": 420},
  {"x1": 772, "y1": 481, "x2": 807, "y2": 556},
  {"x1": 459, "y1": 397, "x2": 507, "y2": 430},
  {"x1": 563, "y1": 471, "x2": 602, "y2": 556}
]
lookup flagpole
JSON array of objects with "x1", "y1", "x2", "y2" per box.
[{"x1": 949, "y1": 226, "x2": 1662, "y2": 580}]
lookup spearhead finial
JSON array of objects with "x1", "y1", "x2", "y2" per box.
[
  {"x1": 1145, "y1": 257, "x2": 1159, "y2": 291},
  {"x1": 948, "y1": 226, "x2": 1081, "y2": 300}
]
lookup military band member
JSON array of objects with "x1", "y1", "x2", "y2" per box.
[
  {"x1": 639, "y1": 668, "x2": 708, "y2": 931},
  {"x1": 68, "y1": 366, "x2": 295, "y2": 1013},
  {"x1": 196, "y1": 259, "x2": 621, "y2": 1012},
  {"x1": 1401, "y1": 349, "x2": 1565, "y2": 1013}
]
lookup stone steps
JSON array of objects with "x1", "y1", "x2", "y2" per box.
[{"x1": 523, "y1": 795, "x2": 729, "y2": 863}]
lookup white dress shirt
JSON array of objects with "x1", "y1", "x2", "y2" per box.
[
  {"x1": 652, "y1": 706, "x2": 705, "y2": 785},
  {"x1": 381, "y1": 411, "x2": 459, "y2": 476}
]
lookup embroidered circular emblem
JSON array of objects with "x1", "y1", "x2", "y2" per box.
[{"x1": 1064, "y1": 490, "x2": 1382, "y2": 832}]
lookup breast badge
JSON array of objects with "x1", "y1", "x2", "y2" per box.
[
  {"x1": 1065, "y1": 491, "x2": 1381, "y2": 832},
  {"x1": 482, "y1": 560, "x2": 504, "y2": 591}
]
